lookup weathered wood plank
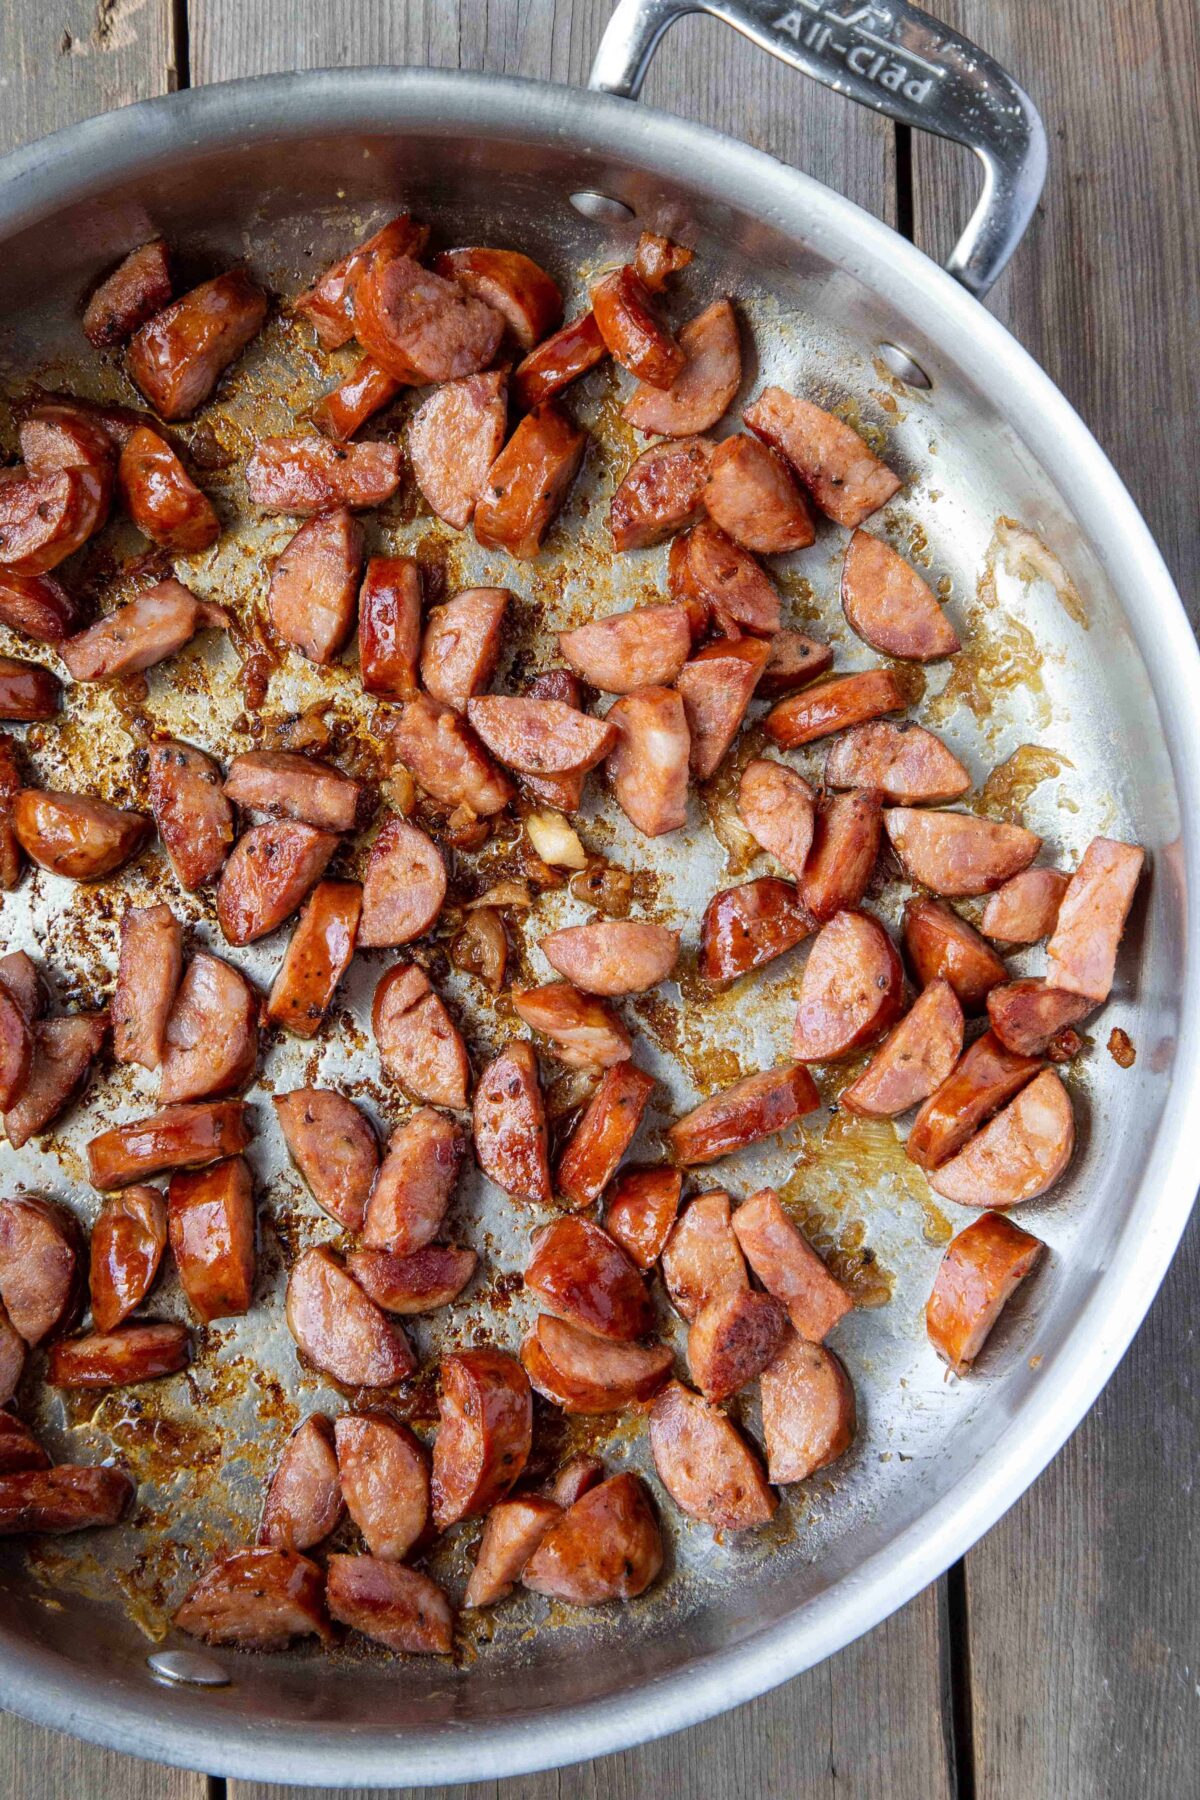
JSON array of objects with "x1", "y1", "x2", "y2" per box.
[
  {"x1": 0, "y1": 1719, "x2": 206, "y2": 1800},
  {"x1": 0, "y1": 0, "x2": 180, "y2": 157}
]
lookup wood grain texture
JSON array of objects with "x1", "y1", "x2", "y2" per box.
[
  {"x1": 0, "y1": 1719, "x2": 206, "y2": 1800},
  {"x1": 0, "y1": 0, "x2": 179, "y2": 157}
]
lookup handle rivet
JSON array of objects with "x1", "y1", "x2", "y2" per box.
[
  {"x1": 147, "y1": 1650, "x2": 231, "y2": 1688},
  {"x1": 570, "y1": 191, "x2": 636, "y2": 224},
  {"x1": 877, "y1": 343, "x2": 933, "y2": 390}
]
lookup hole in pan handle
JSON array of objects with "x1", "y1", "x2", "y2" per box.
[{"x1": 588, "y1": 0, "x2": 1047, "y2": 301}]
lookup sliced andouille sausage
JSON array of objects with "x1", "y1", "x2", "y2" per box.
[
  {"x1": 0, "y1": 1465, "x2": 134, "y2": 1535},
  {"x1": 632, "y1": 228, "x2": 694, "y2": 291},
  {"x1": 346, "y1": 1244, "x2": 478, "y2": 1315},
  {"x1": 175, "y1": 1547, "x2": 330, "y2": 1649},
  {"x1": 759, "y1": 629, "x2": 834, "y2": 699},
  {"x1": 267, "y1": 507, "x2": 364, "y2": 664},
  {"x1": 3, "y1": 1014, "x2": 107, "y2": 1149},
  {"x1": 1044, "y1": 836, "x2": 1146, "y2": 1002},
  {"x1": 474, "y1": 402, "x2": 587, "y2": 559},
  {"x1": 677, "y1": 637, "x2": 770, "y2": 780},
  {"x1": 760, "y1": 1333, "x2": 856, "y2": 1484},
  {"x1": 700, "y1": 877, "x2": 813, "y2": 984},
  {"x1": 47, "y1": 1323, "x2": 191, "y2": 1387},
  {"x1": 792, "y1": 909, "x2": 904, "y2": 1062},
  {"x1": 372, "y1": 963, "x2": 470, "y2": 1109},
  {"x1": 274, "y1": 1087, "x2": 378, "y2": 1231},
  {"x1": 623, "y1": 299, "x2": 741, "y2": 436},
  {"x1": 609, "y1": 437, "x2": 712, "y2": 551},
  {"x1": 512, "y1": 981, "x2": 631, "y2": 1069},
  {"x1": 903, "y1": 896, "x2": 1008, "y2": 1014},
  {"x1": 765, "y1": 668, "x2": 908, "y2": 749},
  {"x1": 89, "y1": 1185, "x2": 167, "y2": 1332},
  {"x1": 466, "y1": 1493, "x2": 561, "y2": 1608},
  {"x1": 468, "y1": 696, "x2": 617, "y2": 778},
  {"x1": 688, "y1": 1287, "x2": 789, "y2": 1402},
  {"x1": 266, "y1": 878, "x2": 360, "y2": 1037},
  {"x1": 731, "y1": 1187, "x2": 853, "y2": 1340},
  {"x1": 311, "y1": 355, "x2": 402, "y2": 440},
  {"x1": 842, "y1": 529, "x2": 959, "y2": 660},
  {"x1": 147, "y1": 738, "x2": 234, "y2": 890},
  {"x1": 800, "y1": 788, "x2": 883, "y2": 922},
  {"x1": 126, "y1": 269, "x2": 267, "y2": 419},
  {"x1": 522, "y1": 1472, "x2": 662, "y2": 1605},
  {"x1": 435, "y1": 246, "x2": 562, "y2": 350},
  {"x1": 247, "y1": 435, "x2": 401, "y2": 513},
  {"x1": 168, "y1": 1156, "x2": 256, "y2": 1323},
  {"x1": 112, "y1": 903, "x2": 183, "y2": 1071},
  {"x1": 83, "y1": 238, "x2": 172, "y2": 346},
  {"x1": 668, "y1": 520, "x2": 781, "y2": 636},
  {"x1": 60, "y1": 579, "x2": 228, "y2": 682},
  {"x1": 0, "y1": 981, "x2": 32, "y2": 1112},
  {"x1": 0, "y1": 467, "x2": 109, "y2": 574},
  {"x1": 431, "y1": 1347, "x2": 532, "y2": 1529},
  {"x1": 286, "y1": 1245, "x2": 415, "y2": 1387},
  {"x1": 540, "y1": 920, "x2": 679, "y2": 997},
  {"x1": 929, "y1": 1068, "x2": 1075, "y2": 1207},
  {"x1": 385, "y1": 692, "x2": 513, "y2": 817},
  {"x1": 420, "y1": 585, "x2": 509, "y2": 714},
  {"x1": 0, "y1": 1196, "x2": 83, "y2": 1346},
  {"x1": 159, "y1": 952, "x2": 259, "y2": 1103},
  {"x1": 0, "y1": 949, "x2": 44, "y2": 1023},
  {"x1": 0, "y1": 657, "x2": 61, "y2": 722},
  {"x1": 358, "y1": 555, "x2": 422, "y2": 698},
  {"x1": 0, "y1": 1405, "x2": 46, "y2": 1470},
  {"x1": 704, "y1": 433, "x2": 815, "y2": 554},
  {"x1": 986, "y1": 978, "x2": 1094, "y2": 1058},
  {"x1": 521, "y1": 1313, "x2": 672, "y2": 1412},
  {"x1": 0, "y1": 569, "x2": 83, "y2": 643},
  {"x1": 606, "y1": 685, "x2": 690, "y2": 837},
  {"x1": 661, "y1": 1190, "x2": 748, "y2": 1322},
  {"x1": 0, "y1": 737, "x2": 23, "y2": 891},
  {"x1": 743, "y1": 386, "x2": 900, "y2": 528},
  {"x1": 826, "y1": 720, "x2": 970, "y2": 805},
  {"x1": 117, "y1": 426, "x2": 220, "y2": 553},
  {"x1": 737, "y1": 759, "x2": 817, "y2": 881},
  {"x1": 335, "y1": 1413, "x2": 428, "y2": 1561},
  {"x1": 981, "y1": 867, "x2": 1070, "y2": 944},
  {"x1": 667, "y1": 1063, "x2": 821, "y2": 1167},
  {"x1": 590, "y1": 265, "x2": 683, "y2": 388},
  {"x1": 926, "y1": 1211, "x2": 1047, "y2": 1374},
  {"x1": 13, "y1": 788, "x2": 149, "y2": 880},
  {"x1": 885, "y1": 807, "x2": 1041, "y2": 897},
  {"x1": 216, "y1": 819, "x2": 339, "y2": 945},
  {"x1": 408, "y1": 369, "x2": 508, "y2": 529},
  {"x1": 473, "y1": 1040, "x2": 551, "y2": 1204},
  {"x1": 363, "y1": 1108, "x2": 464, "y2": 1256},
  {"x1": 604, "y1": 1166, "x2": 682, "y2": 1270},
  {"x1": 513, "y1": 311, "x2": 607, "y2": 409},
  {"x1": 260, "y1": 1415, "x2": 344, "y2": 1551},
  {"x1": 525, "y1": 1215, "x2": 653, "y2": 1339},
  {"x1": 17, "y1": 402, "x2": 116, "y2": 477},
  {"x1": 293, "y1": 212, "x2": 429, "y2": 347},
  {"x1": 359, "y1": 813, "x2": 446, "y2": 948},
  {"x1": 648, "y1": 1379, "x2": 775, "y2": 1530},
  {"x1": 840, "y1": 978, "x2": 965, "y2": 1117},
  {"x1": 559, "y1": 603, "x2": 692, "y2": 694},
  {"x1": 354, "y1": 252, "x2": 505, "y2": 384},
  {"x1": 87, "y1": 1100, "x2": 251, "y2": 1189},
  {"x1": 224, "y1": 751, "x2": 361, "y2": 833},
  {"x1": 906, "y1": 1031, "x2": 1042, "y2": 1171},
  {"x1": 326, "y1": 1554, "x2": 453, "y2": 1655}
]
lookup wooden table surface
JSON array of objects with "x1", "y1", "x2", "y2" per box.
[{"x1": 1, "y1": 2, "x2": 1197, "y2": 1796}]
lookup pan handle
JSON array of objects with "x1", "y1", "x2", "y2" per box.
[{"x1": 588, "y1": 0, "x2": 1046, "y2": 299}]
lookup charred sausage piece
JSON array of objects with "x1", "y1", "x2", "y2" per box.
[
  {"x1": 525, "y1": 1215, "x2": 654, "y2": 1339},
  {"x1": 354, "y1": 253, "x2": 505, "y2": 384},
  {"x1": 286, "y1": 1246, "x2": 416, "y2": 1386},
  {"x1": 83, "y1": 239, "x2": 172, "y2": 346},
  {"x1": 704, "y1": 434, "x2": 815, "y2": 554},
  {"x1": 986, "y1": 978, "x2": 1094, "y2": 1058},
  {"x1": 737, "y1": 759, "x2": 817, "y2": 881},
  {"x1": 346, "y1": 1245, "x2": 478, "y2": 1315},
  {"x1": 0, "y1": 1465, "x2": 134, "y2": 1535},
  {"x1": 667, "y1": 1064, "x2": 821, "y2": 1167},
  {"x1": 266, "y1": 878, "x2": 361, "y2": 1036},
  {"x1": 929, "y1": 1068, "x2": 1075, "y2": 1207},
  {"x1": 293, "y1": 213, "x2": 429, "y2": 348},
  {"x1": 609, "y1": 437, "x2": 712, "y2": 551},
  {"x1": 431, "y1": 1347, "x2": 532, "y2": 1529},
  {"x1": 660, "y1": 1191, "x2": 748, "y2": 1322},
  {"x1": 420, "y1": 585, "x2": 510, "y2": 713},
  {"x1": 840, "y1": 978, "x2": 965, "y2": 1117},
  {"x1": 700, "y1": 877, "x2": 813, "y2": 983},
  {"x1": 606, "y1": 685, "x2": 691, "y2": 837},
  {"x1": 17, "y1": 402, "x2": 120, "y2": 475},
  {"x1": 311, "y1": 356, "x2": 403, "y2": 440},
  {"x1": 668, "y1": 520, "x2": 781, "y2": 636},
  {"x1": 648, "y1": 1380, "x2": 775, "y2": 1530},
  {"x1": 0, "y1": 467, "x2": 110, "y2": 574},
  {"x1": 260, "y1": 1415, "x2": 344, "y2": 1551},
  {"x1": 89, "y1": 1185, "x2": 167, "y2": 1332},
  {"x1": 0, "y1": 657, "x2": 61, "y2": 722},
  {"x1": 633, "y1": 229, "x2": 694, "y2": 291},
  {"x1": 906, "y1": 1031, "x2": 1042, "y2": 1171},
  {"x1": 224, "y1": 751, "x2": 361, "y2": 833},
  {"x1": 885, "y1": 808, "x2": 1041, "y2": 897},
  {"x1": 358, "y1": 555, "x2": 422, "y2": 698},
  {"x1": 126, "y1": 269, "x2": 266, "y2": 418},
  {"x1": 168, "y1": 1156, "x2": 256, "y2": 1322},
  {"x1": 743, "y1": 387, "x2": 900, "y2": 527},
  {"x1": 841, "y1": 530, "x2": 959, "y2": 660},
  {"x1": 926, "y1": 1212, "x2": 1046, "y2": 1374},
  {"x1": 0, "y1": 570, "x2": 83, "y2": 643},
  {"x1": 267, "y1": 508, "x2": 364, "y2": 664},
  {"x1": 87, "y1": 1101, "x2": 250, "y2": 1189},
  {"x1": 3, "y1": 1015, "x2": 107, "y2": 1150},
  {"x1": 372, "y1": 963, "x2": 470, "y2": 1109},
  {"x1": 590, "y1": 265, "x2": 684, "y2": 388},
  {"x1": 435, "y1": 247, "x2": 561, "y2": 350},
  {"x1": 359, "y1": 814, "x2": 446, "y2": 948},
  {"x1": 731, "y1": 1187, "x2": 853, "y2": 1340},
  {"x1": 0, "y1": 1406, "x2": 46, "y2": 1470},
  {"x1": 0, "y1": 982, "x2": 32, "y2": 1112},
  {"x1": 765, "y1": 669, "x2": 908, "y2": 749},
  {"x1": 623, "y1": 299, "x2": 741, "y2": 436},
  {"x1": 363, "y1": 1108, "x2": 464, "y2": 1256},
  {"x1": 473, "y1": 1041, "x2": 551, "y2": 1204},
  {"x1": 47, "y1": 1323, "x2": 191, "y2": 1387},
  {"x1": 522, "y1": 1473, "x2": 662, "y2": 1605},
  {"x1": 981, "y1": 868, "x2": 1070, "y2": 944},
  {"x1": 247, "y1": 436, "x2": 401, "y2": 514},
  {"x1": 385, "y1": 693, "x2": 513, "y2": 817},
  {"x1": 826, "y1": 720, "x2": 971, "y2": 805},
  {"x1": 688, "y1": 1287, "x2": 788, "y2": 1402},
  {"x1": 540, "y1": 920, "x2": 680, "y2": 996},
  {"x1": 759, "y1": 629, "x2": 835, "y2": 699},
  {"x1": 468, "y1": 696, "x2": 616, "y2": 780},
  {"x1": 792, "y1": 909, "x2": 904, "y2": 1061},
  {"x1": 676, "y1": 638, "x2": 770, "y2": 780},
  {"x1": 559, "y1": 604, "x2": 692, "y2": 693},
  {"x1": 216, "y1": 820, "x2": 339, "y2": 945},
  {"x1": 13, "y1": 789, "x2": 149, "y2": 879},
  {"x1": 335, "y1": 1414, "x2": 429, "y2": 1561},
  {"x1": 159, "y1": 952, "x2": 258, "y2": 1103},
  {"x1": 902, "y1": 897, "x2": 1008, "y2": 1015},
  {"x1": 60, "y1": 579, "x2": 228, "y2": 681},
  {"x1": 0, "y1": 1196, "x2": 83, "y2": 1345},
  {"x1": 407, "y1": 369, "x2": 507, "y2": 529},
  {"x1": 274, "y1": 1087, "x2": 378, "y2": 1231},
  {"x1": 0, "y1": 740, "x2": 23, "y2": 890},
  {"x1": 117, "y1": 426, "x2": 220, "y2": 553},
  {"x1": 326, "y1": 1555, "x2": 453, "y2": 1655},
  {"x1": 604, "y1": 1166, "x2": 682, "y2": 1270},
  {"x1": 148, "y1": 739, "x2": 234, "y2": 889},
  {"x1": 521, "y1": 1313, "x2": 672, "y2": 1412},
  {"x1": 175, "y1": 1547, "x2": 330, "y2": 1649},
  {"x1": 512, "y1": 981, "x2": 632, "y2": 1069},
  {"x1": 760, "y1": 1333, "x2": 856, "y2": 1483},
  {"x1": 474, "y1": 403, "x2": 587, "y2": 560},
  {"x1": 111, "y1": 904, "x2": 183, "y2": 1073},
  {"x1": 466, "y1": 1494, "x2": 561, "y2": 1608},
  {"x1": 513, "y1": 311, "x2": 607, "y2": 409},
  {"x1": 0, "y1": 951, "x2": 46, "y2": 1024},
  {"x1": 1045, "y1": 836, "x2": 1145, "y2": 1002},
  {"x1": 800, "y1": 789, "x2": 884, "y2": 922}
]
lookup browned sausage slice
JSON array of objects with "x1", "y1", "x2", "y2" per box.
[
  {"x1": 224, "y1": 751, "x2": 361, "y2": 832},
  {"x1": 419, "y1": 585, "x2": 510, "y2": 715},
  {"x1": 759, "y1": 629, "x2": 834, "y2": 698},
  {"x1": 354, "y1": 252, "x2": 504, "y2": 383},
  {"x1": 267, "y1": 507, "x2": 364, "y2": 664},
  {"x1": 466, "y1": 1494, "x2": 561, "y2": 1608},
  {"x1": 126, "y1": 269, "x2": 267, "y2": 418},
  {"x1": 688, "y1": 1287, "x2": 789, "y2": 1402},
  {"x1": 13, "y1": 789, "x2": 149, "y2": 879},
  {"x1": 345, "y1": 1245, "x2": 478, "y2": 1315},
  {"x1": 0, "y1": 950, "x2": 45, "y2": 1024},
  {"x1": 841, "y1": 530, "x2": 959, "y2": 660},
  {"x1": 359, "y1": 814, "x2": 446, "y2": 947},
  {"x1": 632, "y1": 229, "x2": 693, "y2": 291},
  {"x1": 435, "y1": 248, "x2": 562, "y2": 350},
  {"x1": 358, "y1": 555, "x2": 422, "y2": 698},
  {"x1": 117, "y1": 427, "x2": 220, "y2": 553},
  {"x1": 408, "y1": 371, "x2": 508, "y2": 528},
  {"x1": 216, "y1": 820, "x2": 339, "y2": 945},
  {"x1": 274, "y1": 1087, "x2": 378, "y2": 1231},
  {"x1": 293, "y1": 213, "x2": 429, "y2": 347},
  {"x1": 0, "y1": 570, "x2": 83, "y2": 643},
  {"x1": 311, "y1": 355, "x2": 402, "y2": 440},
  {"x1": 521, "y1": 1313, "x2": 672, "y2": 1412},
  {"x1": 926, "y1": 1212, "x2": 1046, "y2": 1374},
  {"x1": 159, "y1": 952, "x2": 259, "y2": 1103},
  {"x1": 704, "y1": 434, "x2": 815, "y2": 554},
  {"x1": 676, "y1": 638, "x2": 770, "y2": 779},
  {"x1": 0, "y1": 1406, "x2": 46, "y2": 1470},
  {"x1": 559, "y1": 604, "x2": 692, "y2": 693},
  {"x1": 985, "y1": 978, "x2": 1094, "y2": 1058},
  {"x1": 148, "y1": 738, "x2": 234, "y2": 890},
  {"x1": 247, "y1": 436, "x2": 401, "y2": 513},
  {"x1": 0, "y1": 1196, "x2": 82, "y2": 1345},
  {"x1": 667, "y1": 1063, "x2": 821, "y2": 1167},
  {"x1": 700, "y1": 877, "x2": 813, "y2": 984},
  {"x1": 468, "y1": 696, "x2": 617, "y2": 776},
  {"x1": 431, "y1": 1347, "x2": 532, "y2": 1529},
  {"x1": 929, "y1": 1069, "x2": 1074, "y2": 1207},
  {"x1": 731, "y1": 1187, "x2": 854, "y2": 1340},
  {"x1": 902, "y1": 897, "x2": 1008, "y2": 1014},
  {"x1": 17, "y1": 403, "x2": 117, "y2": 477},
  {"x1": 0, "y1": 737, "x2": 23, "y2": 892},
  {"x1": 168, "y1": 1156, "x2": 256, "y2": 1322},
  {"x1": 112, "y1": 903, "x2": 183, "y2": 1071},
  {"x1": 885, "y1": 808, "x2": 1041, "y2": 897},
  {"x1": 260, "y1": 1415, "x2": 344, "y2": 1551},
  {"x1": 540, "y1": 920, "x2": 679, "y2": 996},
  {"x1": 87, "y1": 1100, "x2": 251, "y2": 1189},
  {"x1": 363, "y1": 1108, "x2": 464, "y2": 1255},
  {"x1": 0, "y1": 466, "x2": 109, "y2": 574},
  {"x1": 385, "y1": 693, "x2": 513, "y2": 817},
  {"x1": 604, "y1": 1166, "x2": 682, "y2": 1270},
  {"x1": 84, "y1": 239, "x2": 172, "y2": 346},
  {"x1": 3, "y1": 1014, "x2": 107, "y2": 1149},
  {"x1": 660, "y1": 1190, "x2": 748, "y2": 1322},
  {"x1": 0, "y1": 1465, "x2": 134, "y2": 1535},
  {"x1": 525, "y1": 1216, "x2": 653, "y2": 1339},
  {"x1": 522, "y1": 1473, "x2": 663, "y2": 1605},
  {"x1": 760, "y1": 1333, "x2": 856, "y2": 1483},
  {"x1": 473, "y1": 1041, "x2": 551, "y2": 1203},
  {"x1": 743, "y1": 387, "x2": 901, "y2": 527},
  {"x1": 89, "y1": 1185, "x2": 167, "y2": 1332},
  {"x1": 175, "y1": 1547, "x2": 330, "y2": 1649},
  {"x1": 512, "y1": 311, "x2": 606, "y2": 409},
  {"x1": 609, "y1": 438, "x2": 712, "y2": 550},
  {"x1": 981, "y1": 868, "x2": 1070, "y2": 943},
  {"x1": 840, "y1": 978, "x2": 965, "y2": 1117},
  {"x1": 826, "y1": 720, "x2": 970, "y2": 804},
  {"x1": 623, "y1": 300, "x2": 741, "y2": 436},
  {"x1": 512, "y1": 981, "x2": 632, "y2": 1069},
  {"x1": 591, "y1": 266, "x2": 683, "y2": 387},
  {"x1": 47, "y1": 1323, "x2": 191, "y2": 1387},
  {"x1": 737, "y1": 759, "x2": 817, "y2": 880},
  {"x1": 906, "y1": 1031, "x2": 1042, "y2": 1171},
  {"x1": 606, "y1": 686, "x2": 691, "y2": 837},
  {"x1": 668, "y1": 520, "x2": 780, "y2": 636},
  {"x1": 372, "y1": 963, "x2": 470, "y2": 1109},
  {"x1": 800, "y1": 789, "x2": 883, "y2": 922},
  {"x1": 266, "y1": 878, "x2": 361, "y2": 1036},
  {"x1": 286, "y1": 1246, "x2": 415, "y2": 1387},
  {"x1": 648, "y1": 1380, "x2": 775, "y2": 1531},
  {"x1": 0, "y1": 1303, "x2": 23, "y2": 1407},
  {"x1": 792, "y1": 909, "x2": 904, "y2": 1061},
  {"x1": 335, "y1": 1414, "x2": 429, "y2": 1560},
  {"x1": 474, "y1": 403, "x2": 586, "y2": 560},
  {"x1": 765, "y1": 668, "x2": 908, "y2": 749},
  {"x1": 1044, "y1": 836, "x2": 1145, "y2": 1001},
  {"x1": 326, "y1": 1555, "x2": 453, "y2": 1655},
  {"x1": 0, "y1": 657, "x2": 61, "y2": 721}
]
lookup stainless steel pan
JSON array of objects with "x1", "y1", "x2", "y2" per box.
[{"x1": 0, "y1": 0, "x2": 1197, "y2": 1786}]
